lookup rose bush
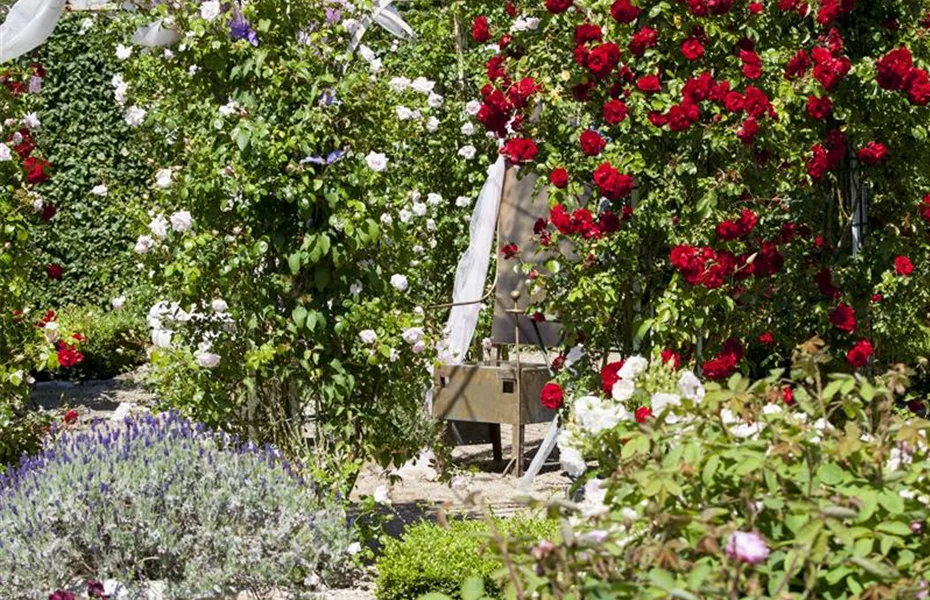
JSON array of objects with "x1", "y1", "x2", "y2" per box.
[
  {"x1": 112, "y1": 0, "x2": 501, "y2": 486},
  {"x1": 489, "y1": 341, "x2": 930, "y2": 598},
  {"x1": 464, "y1": 0, "x2": 930, "y2": 393}
]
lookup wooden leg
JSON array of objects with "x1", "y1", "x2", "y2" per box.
[
  {"x1": 512, "y1": 424, "x2": 525, "y2": 477},
  {"x1": 490, "y1": 424, "x2": 503, "y2": 464}
]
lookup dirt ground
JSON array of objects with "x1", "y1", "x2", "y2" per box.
[{"x1": 31, "y1": 375, "x2": 570, "y2": 600}]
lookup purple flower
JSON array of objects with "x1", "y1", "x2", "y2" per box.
[
  {"x1": 228, "y1": 10, "x2": 258, "y2": 46},
  {"x1": 325, "y1": 8, "x2": 341, "y2": 24},
  {"x1": 726, "y1": 531, "x2": 770, "y2": 565}
]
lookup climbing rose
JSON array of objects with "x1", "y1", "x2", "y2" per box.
[
  {"x1": 806, "y1": 95, "x2": 833, "y2": 120},
  {"x1": 758, "y1": 332, "x2": 774, "y2": 345},
  {"x1": 587, "y1": 42, "x2": 621, "y2": 80},
  {"x1": 681, "y1": 37, "x2": 705, "y2": 61},
  {"x1": 847, "y1": 339, "x2": 874, "y2": 368},
  {"x1": 726, "y1": 531, "x2": 770, "y2": 565},
  {"x1": 472, "y1": 16, "x2": 490, "y2": 43},
  {"x1": 500, "y1": 243, "x2": 519, "y2": 259},
  {"x1": 895, "y1": 255, "x2": 914, "y2": 277},
  {"x1": 629, "y1": 27, "x2": 657, "y2": 56},
  {"x1": 23, "y1": 156, "x2": 50, "y2": 184},
  {"x1": 829, "y1": 303, "x2": 857, "y2": 333},
  {"x1": 603, "y1": 99, "x2": 628, "y2": 124},
  {"x1": 876, "y1": 47, "x2": 913, "y2": 91},
  {"x1": 610, "y1": 0, "x2": 641, "y2": 23},
  {"x1": 575, "y1": 23, "x2": 602, "y2": 45},
  {"x1": 635, "y1": 406, "x2": 652, "y2": 423},
  {"x1": 858, "y1": 142, "x2": 888, "y2": 165},
  {"x1": 545, "y1": 0, "x2": 573, "y2": 13},
  {"x1": 636, "y1": 75, "x2": 661, "y2": 93},
  {"x1": 580, "y1": 130, "x2": 606, "y2": 156},
  {"x1": 541, "y1": 382, "x2": 564, "y2": 410},
  {"x1": 46, "y1": 264, "x2": 63, "y2": 280},
  {"x1": 740, "y1": 50, "x2": 763, "y2": 79},
  {"x1": 601, "y1": 361, "x2": 625, "y2": 394},
  {"x1": 550, "y1": 167, "x2": 569, "y2": 189},
  {"x1": 501, "y1": 138, "x2": 538, "y2": 163},
  {"x1": 593, "y1": 162, "x2": 634, "y2": 200}
]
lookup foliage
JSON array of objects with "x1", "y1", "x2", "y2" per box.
[
  {"x1": 493, "y1": 341, "x2": 930, "y2": 599},
  {"x1": 376, "y1": 516, "x2": 557, "y2": 600},
  {"x1": 54, "y1": 304, "x2": 148, "y2": 381},
  {"x1": 0, "y1": 411, "x2": 355, "y2": 598},
  {"x1": 24, "y1": 13, "x2": 154, "y2": 308},
  {"x1": 463, "y1": 0, "x2": 930, "y2": 385},
  {"x1": 112, "y1": 0, "x2": 500, "y2": 485}
]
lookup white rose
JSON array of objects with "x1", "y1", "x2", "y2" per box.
[
  {"x1": 111, "y1": 296, "x2": 126, "y2": 310},
  {"x1": 411, "y1": 77, "x2": 435, "y2": 94},
  {"x1": 412, "y1": 340, "x2": 427, "y2": 354},
  {"x1": 465, "y1": 100, "x2": 482, "y2": 116},
  {"x1": 426, "y1": 219, "x2": 436, "y2": 231},
  {"x1": 398, "y1": 209, "x2": 412, "y2": 223},
  {"x1": 373, "y1": 485, "x2": 392, "y2": 505},
  {"x1": 359, "y1": 329, "x2": 377, "y2": 344},
  {"x1": 618, "y1": 355, "x2": 648, "y2": 381},
  {"x1": 389, "y1": 76, "x2": 411, "y2": 92},
  {"x1": 412, "y1": 202, "x2": 427, "y2": 217},
  {"x1": 196, "y1": 350, "x2": 221, "y2": 369},
  {"x1": 148, "y1": 216, "x2": 169, "y2": 239},
  {"x1": 458, "y1": 145, "x2": 477, "y2": 160},
  {"x1": 91, "y1": 184, "x2": 108, "y2": 197},
  {"x1": 402, "y1": 327, "x2": 424, "y2": 345},
  {"x1": 455, "y1": 196, "x2": 472, "y2": 208},
  {"x1": 427, "y1": 193, "x2": 442, "y2": 206},
  {"x1": 396, "y1": 105, "x2": 414, "y2": 120},
  {"x1": 650, "y1": 392, "x2": 681, "y2": 415},
  {"x1": 677, "y1": 370, "x2": 706, "y2": 403},
  {"x1": 79, "y1": 17, "x2": 94, "y2": 33},
  {"x1": 211, "y1": 299, "x2": 228, "y2": 313},
  {"x1": 155, "y1": 168, "x2": 173, "y2": 188},
  {"x1": 169, "y1": 210, "x2": 193, "y2": 233},
  {"x1": 200, "y1": 0, "x2": 221, "y2": 21},
  {"x1": 425, "y1": 116, "x2": 440, "y2": 132},
  {"x1": 43, "y1": 322, "x2": 60, "y2": 344},
  {"x1": 380, "y1": 213, "x2": 393, "y2": 226},
  {"x1": 611, "y1": 379, "x2": 635, "y2": 402},
  {"x1": 461, "y1": 122, "x2": 475, "y2": 136},
  {"x1": 22, "y1": 112, "x2": 40, "y2": 131},
  {"x1": 390, "y1": 274, "x2": 409, "y2": 292},
  {"x1": 124, "y1": 106, "x2": 146, "y2": 127},
  {"x1": 134, "y1": 235, "x2": 155, "y2": 254},
  {"x1": 115, "y1": 44, "x2": 133, "y2": 60},
  {"x1": 427, "y1": 92, "x2": 444, "y2": 108},
  {"x1": 350, "y1": 281, "x2": 363, "y2": 296},
  {"x1": 366, "y1": 151, "x2": 388, "y2": 172},
  {"x1": 0, "y1": 143, "x2": 11, "y2": 162}
]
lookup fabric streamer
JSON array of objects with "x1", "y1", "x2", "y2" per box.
[
  {"x1": 441, "y1": 155, "x2": 506, "y2": 365},
  {"x1": 0, "y1": 0, "x2": 66, "y2": 64},
  {"x1": 348, "y1": 0, "x2": 414, "y2": 54},
  {"x1": 130, "y1": 18, "x2": 180, "y2": 47}
]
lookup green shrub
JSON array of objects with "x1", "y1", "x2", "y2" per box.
[
  {"x1": 376, "y1": 517, "x2": 557, "y2": 600},
  {"x1": 55, "y1": 305, "x2": 148, "y2": 381}
]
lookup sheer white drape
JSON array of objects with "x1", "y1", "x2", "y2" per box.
[
  {"x1": 441, "y1": 155, "x2": 506, "y2": 365},
  {"x1": 0, "y1": 0, "x2": 66, "y2": 64}
]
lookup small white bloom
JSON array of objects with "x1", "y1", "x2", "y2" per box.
[
  {"x1": 465, "y1": 100, "x2": 482, "y2": 116},
  {"x1": 91, "y1": 184, "x2": 108, "y2": 197},
  {"x1": 211, "y1": 298, "x2": 228, "y2": 313},
  {"x1": 196, "y1": 350, "x2": 221, "y2": 369},
  {"x1": 398, "y1": 209, "x2": 412, "y2": 223},
  {"x1": 427, "y1": 92, "x2": 444, "y2": 108},
  {"x1": 22, "y1": 112, "x2": 40, "y2": 131},
  {"x1": 347, "y1": 542, "x2": 362, "y2": 555},
  {"x1": 115, "y1": 44, "x2": 133, "y2": 60},
  {"x1": 611, "y1": 379, "x2": 635, "y2": 402},
  {"x1": 350, "y1": 281, "x2": 363, "y2": 296},
  {"x1": 0, "y1": 143, "x2": 11, "y2": 162},
  {"x1": 366, "y1": 151, "x2": 388, "y2": 172},
  {"x1": 458, "y1": 145, "x2": 477, "y2": 160},
  {"x1": 111, "y1": 296, "x2": 126, "y2": 310},
  {"x1": 580, "y1": 479, "x2": 609, "y2": 518},
  {"x1": 163, "y1": 49, "x2": 174, "y2": 59},
  {"x1": 411, "y1": 77, "x2": 435, "y2": 94},
  {"x1": 618, "y1": 355, "x2": 648, "y2": 381},
  {"x1": 412, "y1": 340, "x2": 426, "y2": 353},
  {"x1": 461, "y1": 122, "x2": 475, "y2": 136},
  {"x1": 200, "y1": 0, "x2": 221, "y2": 21},
  {"x1": 148, "y1": 215, "x2": 169, "y2": 239},
  {"x1": 189, "y1": 65, "x2": 200, "y2": 76},
  {"x1": 455, "y1": 196, "x2": 472, "y2": 208},
  {"x1": 359, "y1": 329, "x2": 377, "y2": 344},
  {"x1": 390, "y1": 274, "x2": 409, "y2": 292},
  {"x1": 169, "y1": 210, "x2": 193, "y2": 233},
  {"x1": 511, "y1": 16, "x2": 540, "y2": 32},
  {"x1": 43, "y1": 322, "x2": 60, "y2": 344},
  {"x1": 31, "y1": 196, "x2": 44, "y2": 213},
  {"x1": 380, "y1": 213, "x2": 393, "y2": 226},
  {"x1": 565, "y1": 344, "x2": 585, "y2": 368},
  {"x1": 218, "y1": 99, "x2": 238, "y2": 117},
  {"x1": 425, "y1": 116, "x2": 440, "y2": 132},
  {"x1": 134, "y1": 235, "x2": 155, "y2": 254},
  {"x1": 79, "y1": 17, "x2": 94, "y2": 33},
  {"x1": 651, "y1": 392, "x2": 681, "y2": 415},
  {"x1": 427, "y1": 193, "x2": 442, "y2": 206},
  {"x1": 412, "y1": 202, "x2": 427, "y2": 217},
  {"x1": 575, "y1": 395, "x2": 631, "y2": 435},
  {"x1": 124, "y1": 105, "x2": 146, "y2": 127},
  {"x1": 373, "y1": 485, "x2": 392, "y2": 505},
  {"x1": 402, "y1": 327, "x2": 424, "y2": 345},
  {"x1": 396, "y1": 105, "x2": 415, "y2": 120},
  {"x1": 678, "y1": 370, "x2": 706, "y2": 403},
  {"x1": 389, "y1": 76, "x2": 411, "y2": 92},
  {"x1": 557, "y1": 429, "x2": 586, "y2": 477},
  {"x1": 155, "y1": 168, "x2": 173, "y2": 188}
]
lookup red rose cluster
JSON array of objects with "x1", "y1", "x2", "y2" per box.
[
  {"x1": 548, "y1": 203, "x2": 628, "y2": 240},
  {"x1": 702, "y1": 337, "x2": 744, "y2": 380},
  {"x1": 876, "y1": 47, "x2": 930, "y2": 106}
]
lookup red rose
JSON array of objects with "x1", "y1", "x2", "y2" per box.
[
  {"x1": 782, "y1": 386, "x2": 794, "y2": 405},
  {"x1": 601, "y1": 361, "x2": 625, "y2": 394},
  {"x1": 785, "y1": 49, "x2": 811, "y2": 80},
  {"x1": 740, "y1": 50, "x2": 763, "y2": 80},
  {"x1": 587, "y1": 42, "x2": 620, "y2": 80},
  {"x1": 744, "y1": 86, "x2": 774, "y2": 118},
  {"x1": 63, "y1": 409, "x2": 79, "y2": 425},
  {"x1": 817, "y1": 0, "x2": 855, "y2": 25},
  {"x1": 758, "y1": 332, "x2": 774, "y2": 345},
  {"x1": 661, "y1": 348, "x2": 681, "y2": 370},
  {"x1": 574, "y1": 23, "x2": 603, "y2": 45},
  {"x1": 476, "y1": 89, "x2": 513, "y2": 136},
  {"x1": 545, "y1": 0, "x2": 574, "y2": 13},
  {"x1": 46, "y1": 264, "x2": 63, "y2": 280},
  {"x1": 683, "y1": 72, "x2": 715, "y2": 103},
  {"x1": 846, "y1": 339, "x2": 874, "y2": 368},
  {"x1": 603, "y1": 99, "x2": 628, "y2": 125},
  {"x1": 858, "y1": 142, "x2": 888, "y2": 166},
  {"x1": 580, "y1": 130, "x2": 606, "y2": 156},
  {"x1": 919, "y1": 194, "x2": 930, "y2": 223},
  {"x1": 501, "y1": 137, "x2": 538, "y2": 163},
  {"x1": 501, "y1": 243, "x2": 519, "y2": 259},
  {"x1": 907, "y1": 68, "x2": 930, "y2": 106},
  {"x1": 23, "y1": 156, "x2": 51, "y2": 184},
  {"x1": 702, "y1": 338, "x2": 743, "y2": 380},
  {"x1": 13, "y1": 128, "x2": 35, "y2": 158},
  {"x1": 635, "y1": 406, "x2": 653, "y2": 423},
  {"x1": 57, "y1": 342, "x2": 84, "y2": 368},
  {"x1": 876, "y1": 47, "x2": 914, "y2": 91},
  {"x1": 829, "y1": 303, "x2": 857, "y2": 333},
  {"x1": 737, "y1": 117, "x2": 759, "y2": 144},
  {"x1": 610, "y1": 0, "x2": 641, "y2": 23},
  {"x1": 895, "y1": 255, "x2": 914, "y2": 277},
  {"x1": 541, "y1": 382, "x2": 564, "y2": 410},
  {"x1": 871, "y1": 293, "x2": 884, "y2": 303},
  {"x1": 629, "y1": 27, "x2": 657, "y2": 56},
  {"x1": 648, "y1": 111, "x2": 668, "y2": 127},
  {"x1": 636, "y1": 75, "x2": 661, "y2": 93},
  {"x1": 724, "y1": 91, "x2": 745, "y2": 113},
  {"x1": 507, "y1": 77, "x2": 538, "y2": 109},
  {"x1": 472, "y1": 16, "x2": 490, "y2": 43},
  {"x1": 814, "y1": 267, "x2": 841, "y2": 300},
  {"x1": 749, "y1": 2, "x2": 764, "y2": 13},
  {"x1": 681, "y1": 38, "x2": 705, "y2": 61},
  {"x1": 806, "y1": 95, "x2": 833, "y2": 119},
  {"x1": 812, "y1": 47, "x2": 850, "y2": 90},
  {"x1": 593, "y1": 162, "x2": 634, "y2": 200},
  {"x1": 550, "y1": 167, "x2": 569, "y2": 189},
  {"x1": 42, "y1": 204, "x2": 57, "y2": 222}
]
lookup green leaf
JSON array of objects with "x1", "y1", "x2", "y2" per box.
[
  {"x1": 461, "y1": 577, "x2": 486, "y2": 600},
  {"x1": 875, "y1": 521, "x2": 912, "y2": 537},
  {"x1": 292, "y1": 306, "x2": 308, "y2": 330},
  {"x1": 817, "y1": 463, "x2": 847, "y2": 486},
  {"x1": 877, "y1": 490, "x2": 905, "y2": 515}
]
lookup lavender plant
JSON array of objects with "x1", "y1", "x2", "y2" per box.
[{"x1": 0, "y1": 412, "x2": 355, "y2": 599}]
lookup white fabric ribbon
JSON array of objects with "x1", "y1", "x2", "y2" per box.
[{"x1": 0, "y1": 0, "x2": 66, "y2": 64}]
